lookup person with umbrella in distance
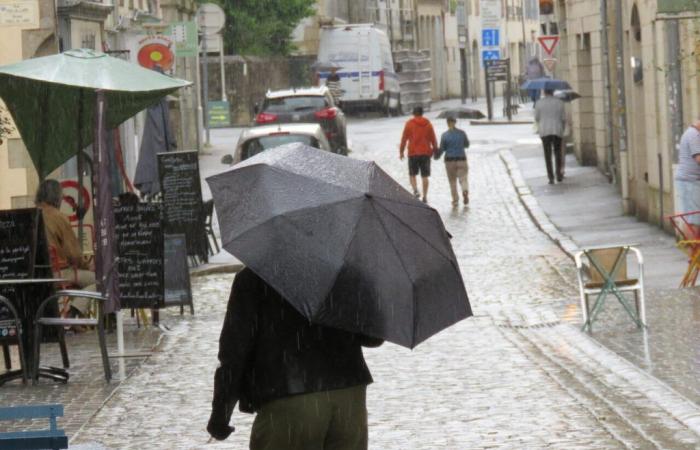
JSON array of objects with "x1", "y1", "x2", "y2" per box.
[
  {"x1": 400, "y1": 106, "x2": 438, "y2": 203},
  {"x1": 206, "y1": 144, "x2": 471, "y2": 449},
  {"x1": 434, "y1": 116, "x2": 470, "y2": 207},
  {"x1": 326, "y1": 66, "x2": 343, "y2": 107},
  {"x1": 525, "y1": 56, "x2": 545, "y2": 106},
  {"x1": 535, "y1": 88, "x2": 566, "y2": 184}
]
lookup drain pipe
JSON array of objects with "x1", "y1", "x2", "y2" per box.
[
  {"x1": 600, "y1": 0, "x2": 616, "y2": 183},
  {"x1": 614, "y1": 0, "x2": 630, "y2": 211},
  {"x1": 666, "y1": 18, "x2": 683, "y2": 228}
]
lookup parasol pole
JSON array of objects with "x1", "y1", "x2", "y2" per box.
[
  {"x1": 93, "y1": 90, "x2": 120, "y2": 379},
  {"x1": 77, "y1": 90, "x2": 84, "y2": 248}
]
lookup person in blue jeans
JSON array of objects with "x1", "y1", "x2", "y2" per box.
[{"x1": 434, "y1": 117, "x2": 470, "y2": 207}]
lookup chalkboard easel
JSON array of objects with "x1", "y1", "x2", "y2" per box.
[{"x1": 163, "y1": 234, "x2": 194, "y2": 315}]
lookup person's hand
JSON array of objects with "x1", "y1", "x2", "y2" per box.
[
  {"x1": 399, "y1": 152, "x2": 405, "y2": 161},
  {"x1": 207, "y1": 420, "x2": 235, "y2": 441}
]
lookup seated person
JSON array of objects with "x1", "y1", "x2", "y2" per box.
[{"x1": 35, "y1": 179, "x2": 95, "y2": 316}]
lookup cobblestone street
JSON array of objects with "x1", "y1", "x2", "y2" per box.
[
  {"x1": 1, "y1": 105, "x2": 697, "y2": 449},
  {"x1": 62, "y1": 109, "x2": 700, "y2": 449}
]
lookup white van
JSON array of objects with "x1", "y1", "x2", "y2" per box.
[{"x1": 317, "y1": 24, "x2": 400, "y2": 115}]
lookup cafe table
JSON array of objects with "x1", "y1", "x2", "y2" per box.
[{"x1": 0, "y1": 278, "x2": 69, "y2": 385}]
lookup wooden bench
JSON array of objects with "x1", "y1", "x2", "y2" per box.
[{"x1": 0, "y1": 404, "x2": 68, "y2": 449}]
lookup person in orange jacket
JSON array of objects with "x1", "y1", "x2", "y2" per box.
[{"x1": 400, "y1": 106, "x2": 438, "y2": 203}]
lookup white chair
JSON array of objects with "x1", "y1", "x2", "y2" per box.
[{"x1": 574, "y1": 244, "x2": 646, "y2": 332}]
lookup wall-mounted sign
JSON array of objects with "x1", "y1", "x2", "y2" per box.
[
  {"x1": 658, "y1": 0, "x2": 700, "y2": 14},
  {"x1": 167, "y1": 21, "x2": 198, "y2": 58},
  {"x1": 137, "y1": 34, "x2": 175, "y2": 73},
  {"x1": 0, "y1": 0, "x2": 39, "y2": 28}
]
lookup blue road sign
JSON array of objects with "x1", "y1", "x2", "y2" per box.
[
  {"x1": 482, "y1": 50, "x2": 501, "y2": 61},
  {"x1": 481, "y1": 29, "x2": 500, "y2": 47}
]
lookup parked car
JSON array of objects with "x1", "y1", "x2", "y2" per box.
[
  {"x1": 254, "y1": 86, "x2": 348, "y2": 155},
  {"x1": 316, "y1": 24, "x2": 400, "y2": 115},
  {"x1": 222, "y1": 123, "x2": 332, "y2": 165}
]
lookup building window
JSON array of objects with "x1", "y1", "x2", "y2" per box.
[{"x1": 81, "y1": 33, "x2": 96, "y2": 50}]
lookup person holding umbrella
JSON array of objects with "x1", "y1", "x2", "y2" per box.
[
  {"x1": 207, "y1": 267, "x2": 383, "y2": 449},
  {"x1": 535, "y1": 89, "x2": 566, "y2": 184},
  {"x1": 400, "y1": 106, "x2": 438, "y2": 203},
  {"x1": 206, "y1": 144, "x2": 471, "y2": 448}
]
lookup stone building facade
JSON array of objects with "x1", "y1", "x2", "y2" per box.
[{"x1": 555, "y1": 0, "x2": 700, "y2": 226}]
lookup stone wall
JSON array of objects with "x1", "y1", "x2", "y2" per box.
[{"x1": 204, "y1": 55, "x2": 316, "y2": 126}]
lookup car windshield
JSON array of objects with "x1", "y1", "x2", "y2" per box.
[
  {"x1": 242, "y1": 134, "x2": 320, "y2": 160},
  {"x1": 263, "y1": 96, "x2": 327, "y2": 113}
]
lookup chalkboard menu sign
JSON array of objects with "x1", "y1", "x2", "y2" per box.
[
  {"x1": 0, "y1": 208, "x2": 51, "y2": 338},
  {"x1": 158, "y1": 151, "x2": 208, "y2": 263},
  {"x1": 115, "y1": 202, "x2": 163, "y2": 309},
  {"x1": 164, "y1": 234, "x2": 194, "y2": 313},
  {"x1": 0, "y1": 209, "x2": 37, "y2": 281}
]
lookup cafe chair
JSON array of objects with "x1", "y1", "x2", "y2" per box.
[
  {"x1": 33, "y1": 290, "x2": 111, "y2": 384},
  {"x1": 203, "y1": 199, "x2": 220, "y2": 255},
  {"x1": 575, "y1": 244, "x2": 646, "y2": 332},
  {"x1": 0, "y1": 295, "x2": 28, "y2": 384}
]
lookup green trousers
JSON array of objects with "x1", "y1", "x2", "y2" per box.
[{"x1": 249, "y1": 385, "x2": 368, "y2": 450}]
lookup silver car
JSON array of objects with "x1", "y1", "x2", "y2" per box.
[{"x1": 224, "y1": 123, "x2": 332, "y2": 165}]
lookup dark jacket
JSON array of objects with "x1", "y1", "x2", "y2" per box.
[{"x1": 207, "y1": 268, "x2": 383, "y2": 440}]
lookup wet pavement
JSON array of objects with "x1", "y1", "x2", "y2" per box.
[{"x1": 5, "y1": 99, "x2": 700, "y2": 448}]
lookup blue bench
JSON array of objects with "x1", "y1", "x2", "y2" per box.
[{"x1": 0, "y1": 404, "x2": 68, "y2": 449}]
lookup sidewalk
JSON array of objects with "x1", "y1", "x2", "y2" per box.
[{"x1": 505, "y1": 132, "x2": 700, "y2": 410}]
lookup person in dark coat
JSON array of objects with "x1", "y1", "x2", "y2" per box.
[{"x1": 207, "y1": 267, "x2": 383, "y2": 450}]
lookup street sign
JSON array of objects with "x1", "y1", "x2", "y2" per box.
[
  {"x1": 482, "y1": 50, "x2": 501, "y2": 62},
  {"x1": 167, "y1": 21, "x2": 198, "y2": 57},
  {"x1": 543, "y1": 58, "x2": 557, "y2": 73},
  {"x1": 485, "y1": 59, "x2": 509, "y2": 82},
  {"x1": 481, "y1": 29, "x2": 500, "y2": 47},
  {"x1": 538, "y1": 36, "x2": 560, "y2": 55},
  {"x1": 207, "y1": 101, "x2": 231, "y2": 128},
  {"x1": 197, "y1": 3, "x2": 225, "y2": 36},
  {"x1": 480, "y1": 0, "x2": 501, "y2": 29}
]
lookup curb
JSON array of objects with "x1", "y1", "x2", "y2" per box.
[
  {"x1": 190, "y1": 262, "x2": 244, "y2": 278},
  {"x1": 470, "y1": 120, "x2": 534, "y2": 126},
  {"x1": 499, "y1": 149, "x2": 579, "y2": 259}
]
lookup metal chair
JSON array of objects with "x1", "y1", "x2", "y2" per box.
[
  {"x1": 574, "y1": 244, "x2": 646, "y2": 332},
  {"x1": 0, "y1": 295, "x2": 28, "y2": 384},
  {"x1": 33, "y1": 290, "x2": 111, "y2": 383},
  {"x1": 667, "y1": 210, "x2": 700, "y2": 287}
]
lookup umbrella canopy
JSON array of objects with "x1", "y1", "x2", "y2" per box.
[
  {"x1": 520, "y1": 78, "x2": 571, "y2": 91},
  {"x1": 206, "y1": 144, "x2": 472, "y2": 348},
  {"x1": 438, "y1": 107, "x2": 485, "y2": 120},
  {"x1": 0, "y1": 48, "x2": 191, "y2": 178},
  {"x1": 312, "y1": 61, "x2": 343, "y2": 72},
  {"x1": 554, "y1": 89, "x2": 581, "y2": 102}
]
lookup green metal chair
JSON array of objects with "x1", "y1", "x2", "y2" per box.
[{"x1": 575, "y1": 244, "x2": 646, "y2": 332}]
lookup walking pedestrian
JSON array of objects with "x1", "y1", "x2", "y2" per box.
[
  {"x1": 434, "y1": 117, "x2": 470, "y2": 207},
  {"x1": 674, "y1": 119, "x2": 700, "y2": 234},
  {"x1": 207, "y1": 267, "x2": 383, "y2": 450},
  {"x1": 525, "y1": 57, "x2": 545, "y2": 106},
  {"x1": 400, "y1": 106, "x2": 438, "y2": 203},
  {"x1": 534, "y1": 89, "x2": 566, "y2": 184},
  {"x1": 326, "y1": 67, "x2": 343, "y2": 107}
]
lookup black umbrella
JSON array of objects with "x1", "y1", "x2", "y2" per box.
[
  {"x1": 206, "y1": 144, "x2": 471, "y2": 348},
  {"x1": 438, "y1": 107, "x2": 485, "y2": 120},
  {"x1": 554, "y1": 89, "x2": 582, "y2": 102}
]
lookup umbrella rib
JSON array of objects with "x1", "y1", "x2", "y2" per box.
[
  {"x1": 372, "y1": 199, "x2": 457, "y2": 263},
  {"x1": 368, "y1": 200, "x2": 418, "y2": 348}
]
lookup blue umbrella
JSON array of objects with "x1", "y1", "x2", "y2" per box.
[{"x1": 520, "y1": 77, "x2": 571, "y2": 91}]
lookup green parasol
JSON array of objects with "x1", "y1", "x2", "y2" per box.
[{"x1": 0, "y1": 48, "x2": 191, "y2": 178}]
